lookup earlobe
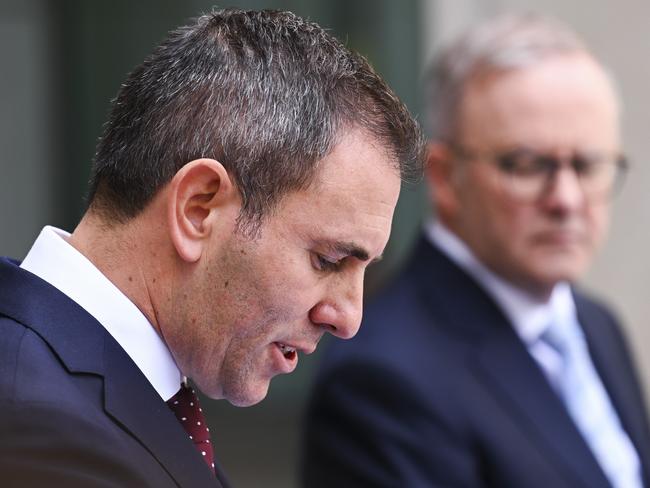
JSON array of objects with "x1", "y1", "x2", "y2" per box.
[{"x1": 167, "y1": 158, "x2": 235, "y2": 263}]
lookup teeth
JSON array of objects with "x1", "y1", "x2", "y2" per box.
[{"x1": 278, "y1": 343, "x2": 296, "y2": 355}]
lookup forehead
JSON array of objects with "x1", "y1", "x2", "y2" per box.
[
  {"x1": 272, "y1": 129, "x2": 401, "y2": 257},
  {"x1": 459, "y1": 53, "x2": 620, "y2": 150}
]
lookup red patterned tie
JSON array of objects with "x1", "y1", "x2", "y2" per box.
[{"x1": 166, "y1": 384, "x2": 215, "y2": 473}]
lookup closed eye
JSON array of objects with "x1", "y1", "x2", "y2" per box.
[
  {"x1": 312, "y1": 253, "x2": 343, "y2": 272},
  {"x1": 572, "y1": 156, "x2": 598, "y2": 176}
]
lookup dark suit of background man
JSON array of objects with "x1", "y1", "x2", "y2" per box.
[
  {"x1": 303, "y1": 13, "x2": 650, "y2": 488},
  {"x1": 0, "y1": 8, "x2": 424, "y2": 487}
]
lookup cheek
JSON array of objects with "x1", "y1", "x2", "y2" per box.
[
  {"x1": 586, "y1": 203, "x2": 610, "y2": 247},
  {"x1": 507, "y1": 205, "x2": 538, "y2": 241},
  {"x1": 477, "y1": 200, "x2": 539, "y2": 269},
  {"x1": 463, "y1": 172, "x2": 512, "y2": 229},
  {"x1": 225, "y1": 275, "x2": 306, "y2": 343},
  {"x1": 256, "y1": 254, "x2": 321, "y2": 312},
  {"x1": 480, "y1": 194, "x2": 528, "y2": 247}
]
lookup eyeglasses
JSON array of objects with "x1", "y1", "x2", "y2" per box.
[{"x1": 450, "y1": 144, "x2": 629, "y2": 203}]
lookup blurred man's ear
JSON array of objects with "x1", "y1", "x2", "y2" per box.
[
  {"x1": 425, "y1": 142, "x2": 460, "y2": 220},
  {"x1": 167, "y1": 158, "x2": 237, "y2": 263}
]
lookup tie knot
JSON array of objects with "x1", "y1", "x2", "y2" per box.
[{"x1": 540, "y1": 315, "x2": 582, "y2": 358}]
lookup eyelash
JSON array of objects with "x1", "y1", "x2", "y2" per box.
[{"x1": 313, "y1": 253, "x2": 343, "y2": 272}]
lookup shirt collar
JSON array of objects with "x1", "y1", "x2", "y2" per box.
[
  {"x1": 424, "y1": 219, "x2": 576, "y2": 346},
  {"x1": 20, "y1": 226, "x2": 182, "y2": 400}
]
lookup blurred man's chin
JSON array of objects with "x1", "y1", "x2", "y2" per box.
[{"x1": 526, "y1": 265, "x2": 584, "y2": 290}]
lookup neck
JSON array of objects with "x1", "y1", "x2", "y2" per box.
[
  {"x1": 517, "y1": 280, "x2": 555, "y2": 303},
  {"x1": 68, "y1": 210, "x2": 170, "y2": 335}
]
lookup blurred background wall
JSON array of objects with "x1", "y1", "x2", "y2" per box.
[{"x1": 0, "y1": 1, "x2": 647, "y2": 486}]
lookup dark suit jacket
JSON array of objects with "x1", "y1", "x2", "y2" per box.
[
  {"x1": 0, "y1": 257, "x2": 230, "y2": 488},
  {"x1": 302, "y1": 237, "x2": 650, "y2": 487}
]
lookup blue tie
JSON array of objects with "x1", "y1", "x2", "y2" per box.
[{"x1": 542, "y1": 316, "x2": 642, "y2": 488}]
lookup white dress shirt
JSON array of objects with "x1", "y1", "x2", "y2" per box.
[
  {"x1": 425, "y1": 219, "x2": 583, "y2": 387},
  {"x1": 20, "y1": 225, "x2": 182, "y2": 401}
]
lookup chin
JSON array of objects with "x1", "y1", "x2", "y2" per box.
[
  {"x1": 531, "y1": 266, "x2": 584, "y2": 289},
  {"x1": 532, "y1": 249, "x2": 589, "y2": 279},
  {"x1": 225, "y1": 382, "x2": 270, "y2": 408}
]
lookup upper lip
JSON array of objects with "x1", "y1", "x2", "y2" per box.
[{"x1": 276, "y1": 341, "x2": 318, "y2": 355}]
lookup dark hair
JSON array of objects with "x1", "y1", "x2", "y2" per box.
[{"x1": 89, "y1": 8, "x2": 424, "y2": 231}]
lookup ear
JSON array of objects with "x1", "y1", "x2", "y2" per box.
[
  {"x1": 425, "y1": 141, "x2": 461, "y2": 219},
  {"x1": 167, "y1": 158, "x2": 237, "y2": 263}
]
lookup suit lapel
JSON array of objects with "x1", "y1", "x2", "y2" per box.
[
  {"x1": 0, "y1": 258, "x2": 222, "y2": 487},
  {"x1": 102, "y1": 338, "x2": 221, "y2": 487},
  {"x1": 410, "y1": 241, "x2": 610, "y2": 488},
  {"x1": 472, "y1": 328, "x2": 610, "y2": 488},
  {"x1": 576, "y1": 295, "x2": 650, "y2": 484}
]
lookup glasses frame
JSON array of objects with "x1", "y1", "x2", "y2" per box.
[{"x1": 447, "y1": 142, "x2": 629, "y2": 203}]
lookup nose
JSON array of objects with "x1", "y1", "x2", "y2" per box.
[
  {"x1": 309, "y1": 271, "x2": 364, "y2": 340},
  {"x1": 542, "y1": 165, "x2": 585, "y2": 212}
]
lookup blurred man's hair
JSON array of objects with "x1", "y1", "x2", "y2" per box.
[
  {"x1": 426, "y1": 12, "x2": 592, "y2": 142},
  {"x1": 89, "y1": 8, "x2": 424, "y2": 233}
]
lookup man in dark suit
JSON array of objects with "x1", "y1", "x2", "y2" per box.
[
  {"x1": 0, "y1": 8, "x2": 424, "y2": 487},
  {"x1": 302, "y1": 13, "x2": 650, "y2": 488}
]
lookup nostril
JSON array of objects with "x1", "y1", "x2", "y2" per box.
[
  {"x1": 314, "y1": 320, "x2": 351, "y2": 339},
  {"x1": 320, "y1": 323, "x2": 339, "y2": 336}
]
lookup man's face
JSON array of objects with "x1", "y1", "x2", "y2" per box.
[
  {"x1": 170, "y1": 129, "x2": 401, "y2": 406},
  {"x1": 442, "y1": 53, "x2": 620, "y2": 296}
]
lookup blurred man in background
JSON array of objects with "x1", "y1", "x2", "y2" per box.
[
  {"x1": 0, "y1": 8, "x2": 423, "y2": 487},
  {"x1": 303, "y1": 13, "x2": 650, "y2": 488}
]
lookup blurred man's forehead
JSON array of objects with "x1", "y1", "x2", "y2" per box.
[{"x1": 458, "y1": 53, "x2": 620, "y2": 150}]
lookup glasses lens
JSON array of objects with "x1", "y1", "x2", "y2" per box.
[
  {"x1": 574, "y1": 153, "x2": 627, "y2": 200},
  {"x1": 494, "y1": 150, "x2": 626, "y2": 202},
  {"x1": 496, "y1": 150, "x2": 548, "y2": 201}
]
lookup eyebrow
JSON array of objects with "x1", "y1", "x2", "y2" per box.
[{"x1": 325, "y1": 241, "x2": 383, "y2": 264}]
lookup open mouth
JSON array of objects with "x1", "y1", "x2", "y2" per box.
[{"x1": 277, "y1": 342, "x2": 297, "y2": 361}]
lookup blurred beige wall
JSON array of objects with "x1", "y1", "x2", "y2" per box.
[{"x1": 421, "y1": 0, "x2": 650, "y2": 405}]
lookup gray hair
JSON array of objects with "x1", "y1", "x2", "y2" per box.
[{"x1": 425, "y1": 12, "x2": 589, "y2": 142}]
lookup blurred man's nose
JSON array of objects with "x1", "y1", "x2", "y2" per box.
[{"x1": 542, "y1": 165, "x2": 586, "y2": 212}]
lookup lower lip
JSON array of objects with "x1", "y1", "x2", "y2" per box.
[{"x1": 271, "y1": 342, "x2": 298, "y2": 374}]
